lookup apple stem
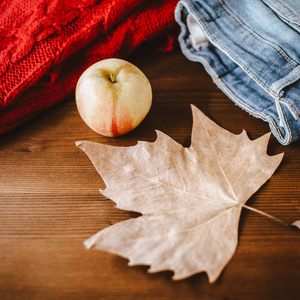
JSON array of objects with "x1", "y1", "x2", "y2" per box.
[{"x1": 110, "y1": 73, "x2": 116, "y2": 83}]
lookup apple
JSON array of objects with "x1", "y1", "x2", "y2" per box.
[{"x1": 75, "y1": 58, "x2": 152, "y2": 137}]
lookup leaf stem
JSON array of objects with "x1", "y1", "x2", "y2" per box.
[{"x1": 241, "y1": 204, "x2": 292, "y2": 228}]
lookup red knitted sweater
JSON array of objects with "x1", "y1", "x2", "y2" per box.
[{"x1": 0, "y1": 0, "x2": 178, "y2": 134}]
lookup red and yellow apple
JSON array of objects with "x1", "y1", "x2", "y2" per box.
[{"x1": 75, "y1": 58, "x2": 152, "y2": 137}]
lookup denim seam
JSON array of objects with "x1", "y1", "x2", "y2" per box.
[
  {"x1": 216, "y1": 75, "x2": 290, "y2": 144},
  {"x1": 184, "y1": 2, "x2": 273, "y2": 95},
  {"x1": 280, "y1": 99, "x2": 299, "y2": 119},
  {"x1": 176, "y1": 1, "x2": 293, "y2": 144},
  {"x1": 188, "y1": 2, "x2": 293, "y2": 99},
  {"x1": 275, "y1": 0, "x2": 300, "y2": 20},
  {"x1": 214, "y1": 0, "x2": 299, "y2": 118},
  {"x1": 276, "y1": 74, "x2": 300, "y2": 92},
  {"x1": 182, "y1": 36, "x2": 285, "y2": 141},
  {"x1": 190, "y1": 47, "x2": 292, "y2": 144},
  {"x1": 269, "y1": 0, "x2": 300, "y2": 29},
  {"x1": 274, "y1": 72, "x2": 300, "y2": 118},
  {"x1": 184, "y1": 1, "x2": 298, "y2": 123},
  {"x1": 217, "y1": 0, "x2": 297, "y2": 67},
  {"x1": 198, "y1": 50, "x2": 289, "y2": 142},
  {"x1": 280, "y1": 100, "x2": 299, "y2": 119},
  {"x1": 278, "y1": 101, "x2": 291, "y2": 141}
]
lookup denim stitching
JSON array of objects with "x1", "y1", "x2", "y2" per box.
[
  {"x1": 274, "y1": 74, "x2": 300, "y2": 119},
  {"x1": 270, "y1": 0, "x2": 300, "y2": 29},
  {"x1": 183, "y1": 37, "x2": 286, "y2": 141},
  {"x1": 199, "y1": 50, "x2": 290, "y2": 142},
  {"x1": 275, "y1": 73, "x2": 300, "y2": 92},
  {"x1": 278, "y1": 74, "x2": 299, "y2": 90},
  {"x1": 178, "y1": 1, "x2": 292, "y2": 144},
  {"x1": 279, "y1": 99, "x2": 299, "y2": 119},
  {"x1": 218, "y1": 0, "x2": 298, "y2": 67},
  {"x1": 184, "y1": 1, "x2": 298, "y2": 122},
  {"x1": 278, "y1": 100, "x2": 291, "y2": 141},
  {"x1": 218, "y1": 0, "x2": 299, "y2": 118},
  {"x1": 185, "y1": 2, "x2": 273, "y2": 95},
  {"x1": 201, "y1": 52, "x2": 291, "y2": 143}
]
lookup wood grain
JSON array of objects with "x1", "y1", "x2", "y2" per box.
[{"x1": 0, "y1": 42, "x2": 299, "y2": 300}]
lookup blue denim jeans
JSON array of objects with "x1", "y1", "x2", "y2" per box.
[{"x1": 175, "y1": 0, "x2": 300, "y2": 145}]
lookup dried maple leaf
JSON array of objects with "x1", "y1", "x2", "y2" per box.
[{"x1": 77, "y1": 105, "x2": 287, "y2": 283}]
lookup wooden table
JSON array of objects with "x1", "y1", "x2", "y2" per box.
[{"x1": 0, "y1": 42, "x2": 299, "y2": 300}]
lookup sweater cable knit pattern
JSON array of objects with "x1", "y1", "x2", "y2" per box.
[{"x1": 0, "y1": 0, "x2": 178, "y2": 134}]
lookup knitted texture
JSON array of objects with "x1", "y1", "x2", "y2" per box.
[{"x1": 0, "y1": 0, "x2": 178, "y2": 134}]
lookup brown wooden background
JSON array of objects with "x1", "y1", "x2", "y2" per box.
[{"x1": 0, "y1": 41, "x2": 299, "y2": 299}]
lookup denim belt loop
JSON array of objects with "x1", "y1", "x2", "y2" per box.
[{"x1": 271, "y1": 66, "x2": 300, "y2": 120}]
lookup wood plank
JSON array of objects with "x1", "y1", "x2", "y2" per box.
[{"x1": 0, "y1": 43, "x2": 299, "y2": 299}]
